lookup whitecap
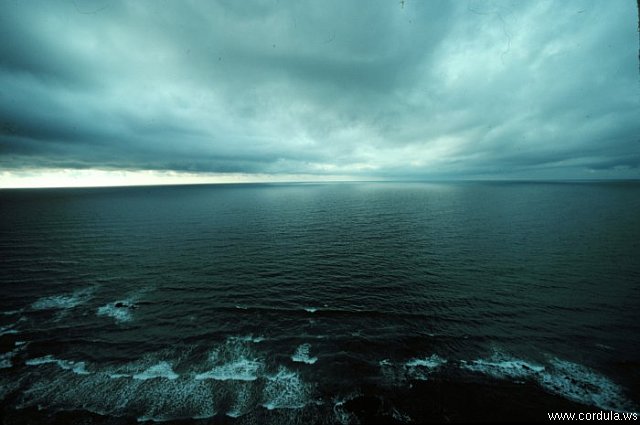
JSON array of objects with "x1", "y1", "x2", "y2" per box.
[
  {"x1": 461, "y1": 352, "x2": 636, "y2": 412},
  {"x1": 132, "y1": 361, "x2": 179, "y2": 380},
  {"x1": 539, "y1": 358, "x2": 635, "y2": 412},
  {"x1": 304, "y1": 307, "x2": 318, "y2": 313},
  {"x1": 25, "y1": 355, "x2": 90, "y2": 375},
  {"x1": 406, "y1": 354, "x2": 447, "y2": 369},
  {"x1": 333, "y1": 392, "x2": 361, "y2": 425},
  {"x1": 195, "y1": 358, "x2": 261, "y2": 381},
  {"x1": 291, "y1": 343, "x2": 318, "y2": 365},
  {"x1": 97, "y1": 302, "x2": 133, "y2": 323},
  {"x1": 460, "y1": 353, "x2": 544, "y2": 380},
  {"x1": 196, "y1": 337, "x2": 264, "y2": 382},
  {"x1": 380, "y1": 354, "x2": 447, "y2": 383},
  {"x1": 405, "y1": 354, "x2": 447, "y2": 380},
  {"x1": 229, "y1": 335, "x2": 265, "y2": 343}
]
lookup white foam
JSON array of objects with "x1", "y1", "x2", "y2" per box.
[
  {"x1": 195, "y1": 358, "x2": 261, "y2": 381},
  {"x1": 461, "y1": 353, "x2": 636, "y2": 412},
  {"x1": 12, "y1": 340, "x2": 315, "y2": 420},
  {"x1": 405, "y1": 354, "x2": 447, "y2": 380},
  {"x1": 291, "y1": 343, "x2": 318, "y2": 365},
  {"x1": 97, "y1": 302, "x2": 133, "y2": 323},
  {"x1": 333, "y1": 392, "x2": 361, "y2": 425},
  {"x1": 229, "y1": 335, "x2": 265, "y2": 343},
  {"x1": 17, "y1": 363, "x2": 216, "y2": 421},
  {"x1": 0, "y1": 325, "x2": 18, "y2": 336},
  {"x1": 380, "y1": 355, "x2": 447, "y2": 383},
  {"x1": 25, "y1": 355, "x2": 90, "y2": 375},
  {"x1": 31, "y1": 288, "x2": 93, "y2": 310},
  {"x1": 540, "y1": 358, "x2": 635, "y2": 412},
  {"x1": 132, "y1": 361, "x2": 179, "y2": 381},
  {"x1": 226, "y1": 384, "x2": 252, "y2": 418},
  {"x1": 304, "y1": 307, "x2": 318, "y2": 313},
  {"x1": 195, "y1": 337, "x2": 265, "y2": 382},
  {"x1": 406, "y1": 354, "x2": 447, "y2": 369},
  {"x1": 461, "y1": 354, "x2": 544, "y2": 380},
  {"x1": 262, "y1": 367, "x2": 312, "y2": 410}
]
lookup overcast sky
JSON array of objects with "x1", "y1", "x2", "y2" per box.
[{"x1": 1, "y1": 0, "x2": 638, "y2": 186}]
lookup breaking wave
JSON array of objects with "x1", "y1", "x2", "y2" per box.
[{"x1": 462, "y1": 352, "x2": 635, "y2": 411}]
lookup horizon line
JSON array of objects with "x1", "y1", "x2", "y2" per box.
[{"x1": 2, "y1": 177, "x2": 639, "y2": 190}]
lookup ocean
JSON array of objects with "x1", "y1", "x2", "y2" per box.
[{"x1": 0, "y1": 181, "x2": 638, "y2": 423}]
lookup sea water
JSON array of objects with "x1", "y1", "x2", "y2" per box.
[{"x1": 0, "y1": 181, "x2": 638, "y2": 422}]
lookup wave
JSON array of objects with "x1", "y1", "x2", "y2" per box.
[
  {"x1": 195, "y1": 338, "x2": 263, "y2": 381},
  {"x1": 540, "y1": 358, "x2": 636, "y2": 412},
  {"x1": 379, "y1": 354, "x2": 447, "y2": 383},
  {"x1": 25, "y1": 355, "x2": 90, "y2": 375},
  {"x1": 404, "y1": 354, "x2": 447, "y2": 380},
  {"x1": 0, "y1": 325, "x2": 19, "y2": 336},
  {"x1": 96, "y1": 289, "x2": 152, "y2": 324},
  {"x1": 291, "y1": 343, "x2": 318, "y2": 365},
  {"x1": 6, "y1": 336, "x2": 311, "y2": 420},
  {"x1": 405, "y1": 355, "x2": 447, "y2": 369},
  {"x1": 461, "y1": 354, "x2": 544, "y2": 380},
  {"x1": 228, "y1": 335, "x2": 265, "y2": 343},
  {"x1": 132, "y1": 361, "x2": 179, "y2": 381},
  {"x1": 11, "y1": 339, "x2": 635, "y2": 420},
  {"x1": 262, "y1": 366, "x2": 313, "y2": 410},
  {"x1": 226, "y1": 384, "x2": 252, "y2": 418},
  {"x1": 97, "y1": 302, "x2": 134, "y2": 323},
  {"x1": 333, "y1": 392, "x2": 361, "y2": 425},
  {"x1": 461, "y1": 352, "x2": 635, "y2": 411},
  {"x1": 18, "y1": 364, "x2": 217, "y2": 421},
  {"x1": 195, "y1": 358, "x2": 261, "y2": 381}
]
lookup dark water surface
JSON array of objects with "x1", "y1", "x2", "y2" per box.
[{"x1": 0, "y1": 181, "x2": 638, "y2": 423}]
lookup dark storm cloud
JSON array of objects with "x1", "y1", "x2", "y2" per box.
[{"x1": 0, "y1": 0, "x2": 638, "y2": 179}]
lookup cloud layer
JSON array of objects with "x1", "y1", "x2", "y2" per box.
[{"x1": 1, "y1": 0, "x2": 638, "y2": 180}]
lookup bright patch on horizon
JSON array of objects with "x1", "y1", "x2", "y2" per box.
[{"x1": 0, "y1": 169, "x2": 360, "y2": 189}]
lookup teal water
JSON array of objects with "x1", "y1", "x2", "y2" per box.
[{"x1": 0, "y1": 181, "x2": 638, "y2": 422}]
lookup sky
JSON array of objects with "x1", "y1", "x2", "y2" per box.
[{"x1": 0, "y1": 0, "x2": 639, "y2": 187}]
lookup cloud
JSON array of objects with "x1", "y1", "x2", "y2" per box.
[{"x1": 0, "y1": 0, "x2": 638, "y2": 181}]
